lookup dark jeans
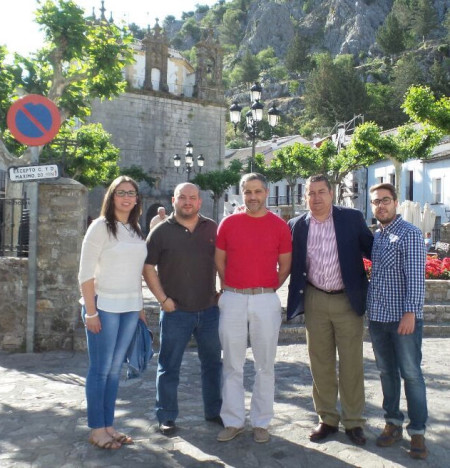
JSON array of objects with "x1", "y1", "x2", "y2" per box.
[
  {"x1": 369, "y1": 320, "x2": 427, "y2": 435},
  {"x1": 156, "y1": 306, "x2": 222, "y2": 423}
]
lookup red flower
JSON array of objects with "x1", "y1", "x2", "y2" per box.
[
  {"x1": 363, "y1": 258, "x2": 372, "y2": 279},
  {"x1": 425, "y1": 257, "x2": 450, "y2": 279}
]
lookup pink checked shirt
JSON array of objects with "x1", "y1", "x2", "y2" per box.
[{"x1": 306, "y1": 209, "x2": 344, "y2": 291}]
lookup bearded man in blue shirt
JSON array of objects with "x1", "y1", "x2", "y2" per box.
[{"x1": 367, "y1": 183, "x2": 428, "y2": 460}]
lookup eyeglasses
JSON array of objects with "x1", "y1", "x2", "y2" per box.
[
  {"x1": 115, "y1": 190, "x2": 137, "y2": 197},
  {"x1": 371, "y1": 197, "x2": 393, "y2": 206}
]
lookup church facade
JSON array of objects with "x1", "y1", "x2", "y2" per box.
[{"x1": 88, "y1": 23, "x2": 226, "y2": 229}]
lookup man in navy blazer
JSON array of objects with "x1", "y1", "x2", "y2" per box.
[{"x1": 287, "y1": 174, "x2": 373, "y2": 446}]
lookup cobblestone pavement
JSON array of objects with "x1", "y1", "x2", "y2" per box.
[{"x1": 1, "y1": 336, "x2": 449, "y2": 467}]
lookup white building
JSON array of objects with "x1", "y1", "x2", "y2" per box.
[{"x1": 366, "y1": 137, "x2": 450, "y2": 238}]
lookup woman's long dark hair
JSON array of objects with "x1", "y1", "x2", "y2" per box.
[{"x1": 100, "y1": 176, "x2": 144, "y2": 239}]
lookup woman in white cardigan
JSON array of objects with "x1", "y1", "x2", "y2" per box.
[{"x1": 78, "y1": 176, "x2": 147, "y2": 449}]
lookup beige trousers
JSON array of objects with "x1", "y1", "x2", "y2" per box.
[{"x1": 304, "y1": 285, "x2": 365, "y2": 429}]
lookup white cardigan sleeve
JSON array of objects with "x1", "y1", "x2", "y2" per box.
[{"x1": 78, "y1": 218, "x2": 109, "y2": 285}]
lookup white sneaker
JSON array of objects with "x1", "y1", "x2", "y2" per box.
[
  {"x1": 217, "y1": 426, "x2": 245, "y2": 442},
  {"x1": 253, "y1": 427, "x2": 270, "y2": 443}
]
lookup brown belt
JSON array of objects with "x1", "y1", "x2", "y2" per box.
[
  {"x1": 307, "y1": 281, "x2": 345, "y2": 295},
  {"x1": 223, "y1": 286, "x2": 276, "y2": 295}
]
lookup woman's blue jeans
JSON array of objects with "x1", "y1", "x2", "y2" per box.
[
  {"x1": 82, "y1": 307, "x2": 139, "y2": 429},
  {"x1": 156, "y1": 306, "x2": 222, "y2": 423},
  {"x1": 369, "y1": 319, "x2": 427, "y2": 435}
]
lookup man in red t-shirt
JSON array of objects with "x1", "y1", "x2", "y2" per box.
[{"x1": 215, "y1": 173, "x2": 292, "y2": 444}]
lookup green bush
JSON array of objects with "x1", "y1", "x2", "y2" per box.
[
  {"x1": 256, "y1": 47, "x2": 279, "y2": 70},
  {"x1": 270, "y1": 65, "x2": 288, "y2": 81},
  {"x1": 288, "y1": 80, "x2": 300, "y2": 95}
]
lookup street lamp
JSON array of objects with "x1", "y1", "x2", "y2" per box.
[
  {"x1": 229, "y1": 82, "x2": 281, "y2": 172},
  {"x1": 173, "y1": 141, "x2": 205, "y2": 181}
]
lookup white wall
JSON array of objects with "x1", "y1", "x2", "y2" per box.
[{"x1": 366, "y1": 153, "x2": 450, "y2": 226}]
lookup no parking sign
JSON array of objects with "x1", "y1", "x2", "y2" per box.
[{"x1": 6, "y1": 94, "x2": 61, "y2": 146}]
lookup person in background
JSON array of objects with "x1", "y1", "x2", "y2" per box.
[
  {"x1": 149, "y1": 206, "x2": 168, "y2": 231},
  {"x1": 424, "y1": 232, "x2": 432, "y2": 252},
  {"x1": 144, "y1": 183, "x2": 222, "y2": 436},
  {"x1": 78, "y1": 176, "x2": 147, "y2": 449},
  {"x1": 287, "y1": 174, "x2": 373, "y2": 446},
  {"x1": 368, "y1": 183, "x2": 428, "y2": 460},
  {"x1": 215, "y1": 173, "x2": 292, "y2": 444}
]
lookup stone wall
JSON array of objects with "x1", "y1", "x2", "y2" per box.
[
  {"x1": 425, "y1": 279, "x2": 450, "y2": 304},
  {"x1": 0, "y1": 258, "x2": 28, "y2": 350},
  {"x1": 0, "y1": 179, "x2": 87, "y2": 352}
]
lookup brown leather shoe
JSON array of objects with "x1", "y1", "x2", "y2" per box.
[
  {"x1": 410, "y1": 434, "x2": 428, "y2": 459},
  {"x1": 345, "y1": 426, "x2": 366, "y2": 446},
  {"x1": 309, "y1": 423, "x2": 338, "y2": 441},
  {"x1": 376, "y1": 423, "x2": 403, "y2": 447}
]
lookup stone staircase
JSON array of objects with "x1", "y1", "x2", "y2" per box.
[{"x1": 420, "y1": 280, "x2": 450, "y2": 337}]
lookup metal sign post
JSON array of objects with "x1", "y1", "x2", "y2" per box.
[{"x1": 26, "y1": 148, "x2": 39, "y2": 353}]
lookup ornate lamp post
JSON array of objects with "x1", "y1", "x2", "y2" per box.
[
  {"x1": 229, "y1": 82, "x2": 281, "y2": 171},
  {"x1": 173, "y1": 141, "x2": 205, "y2": 181}
]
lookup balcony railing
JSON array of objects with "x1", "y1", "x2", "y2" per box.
[{"x1": 268, "y1": 195, "x2": 304, "y2": 207}]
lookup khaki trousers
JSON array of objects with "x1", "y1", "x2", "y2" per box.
[{"x1": 304, "y1": 285, "x2": 365, "y2": 429}]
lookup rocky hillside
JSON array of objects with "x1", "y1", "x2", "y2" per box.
[
  {"x1": 158, "y1": 0, "x2": 449, "y2": 139},
  {"x1": 168, "y1": 0, "x2": 448, "y2": 59}
]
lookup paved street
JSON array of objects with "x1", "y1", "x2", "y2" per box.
[{"x1": 1, "y1": 336, "x2": 449, "y2": 467}]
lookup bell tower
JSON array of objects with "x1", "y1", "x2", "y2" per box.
[
  {"x1": 194, "y1": 28, "x2": 224, "y2": 102},
  {"x1": 142, "y1": 20, "x2": 169, "y2": 92}
]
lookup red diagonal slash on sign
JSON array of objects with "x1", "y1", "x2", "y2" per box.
[
  {"x1": 7, "y1": 94, "x2": 61, "y2": 146},
  {"x1": 18, "y1": 103, "x2": 49, "y2": 135}
]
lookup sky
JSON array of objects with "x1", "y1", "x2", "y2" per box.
[{"x1": 0, "y1": 0, "x2": 220, "y2": 56}]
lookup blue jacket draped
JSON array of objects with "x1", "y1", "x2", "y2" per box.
[{"x1": 125, "y1": 319, "x2": 154, "y2": 379}]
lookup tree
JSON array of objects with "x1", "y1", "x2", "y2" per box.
[
  {"x1": 262, "y1": 133, "x2": 382, "y2": 213},
  {"x1": 391, "y1": 54, "x2": 425, "y2": 100},
  {"x1": 40, "y1": 122, "x2": 156, "y2": 190},
  {"x1": 246, "y1": 153, "x2": 275, "y2": 179},
  {"x1": 366, "y1": 83, "x2": 407, "y2": 129},
  {"x1": 402, "y1": 85, "x2": 450, "y2": 133},
  {"x1": 128, "y1": 23, "x2": 147, "y2": 40},
  {"x1": 191, "y1": 160, "x2": 243, "y2": 221},
  {"x1": 429, "y1": 59, "x2": 450, "y2": 98},
  {"x1": 238, "y1": 49, "x2": 260, "y2": 84},
  {"x1": 120, "y1": 165, "x2": 156, "y2": 191},
  {"x1": 285, "y1": 33, "x2": 310, "y2": 73},
  {"x1": 446, "y1": 10, "x2": 450, "y2": 43},
  {"x1": 376, "y1": 13, "x2": 407, "y2": 55},
  {"x1": 269, "y1": 143, "x2": 320, "y2": 217},
  {"x1": 256, "y1": 47, "x2": 278, "y2": 71},
  {"x1": 304, "y1": 54, "x2": 368, "y2": 127},
  {"x1": 0, "y1": 0, "x2": 134, "y2": 168},
  {"x1": 0, "y1": 47, "x2": 15, "y2": 127},
  {"x1": 349, "y1": 120, "x2": 441, "y2": 198},
  {"x1": 180, "y1": 17, "x2": 202, "y2": 43},
  {"x1": 219, "y1": 9, "x2": 244, "y2": 47},
  {"x1": 40, "y1": 123, "x2": 120, "y2": 188},
  {"x1": 304, "y1": 135, "x2": 383, "y2": 202},
  {"x1": 411, "y1": 0, "x2": 438, "y2": 40}
]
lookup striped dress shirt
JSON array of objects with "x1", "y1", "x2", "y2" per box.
[
  {"x1": 367, "y1": 215, "x2": 426, "y2": 322},
  {"x1": 306, "y1": 210, "x2": 344, "y2": 291}
]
